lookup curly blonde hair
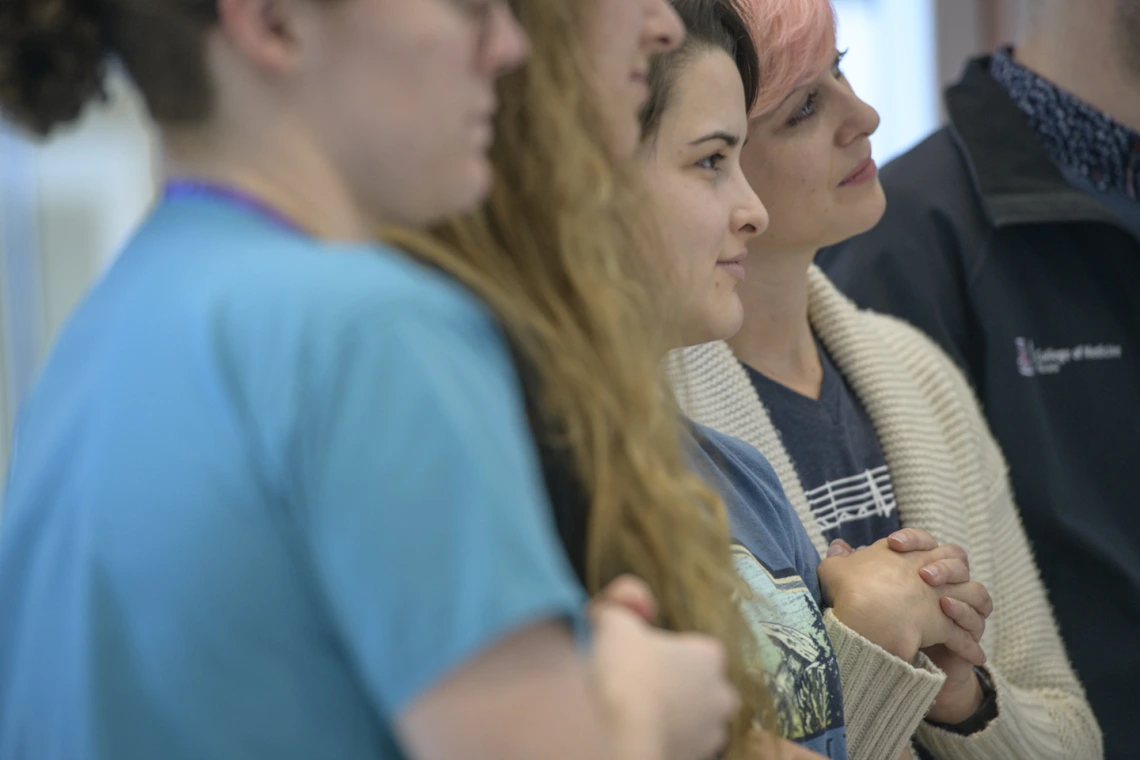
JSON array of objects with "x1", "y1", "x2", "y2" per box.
[{"x1": 385, "y1": 0, "x2": 773, "y2": 752}]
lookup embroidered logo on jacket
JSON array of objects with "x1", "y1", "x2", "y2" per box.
[{"x1": 1014, "y1": 337, "x2": 1123, "y2": 377}]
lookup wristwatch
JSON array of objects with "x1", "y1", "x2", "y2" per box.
[{"x1": 926, "y1": 667, "x2": 999, "y2": 736}]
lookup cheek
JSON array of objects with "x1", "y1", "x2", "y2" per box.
[
  {"x1": 349, "y1": 7, "x2": 474, "y2": 99},
  {"x1": 747, "y1": 156, "x2": 831, "y2": 233},
  {"x1": 584, "y1": 2, "x2": 638, "y2": 82},
  {"x1": 660, "y1": 196, "x2": 722, "y2": 270}
]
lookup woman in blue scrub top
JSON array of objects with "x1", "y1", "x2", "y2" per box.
[{"x1": 0, "y1": 2, "x2": 739, "y2": 760}]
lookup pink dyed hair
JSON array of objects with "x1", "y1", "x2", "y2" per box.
[{"x1": 738, "y1": 0, "x2": 837, "y2": 117}]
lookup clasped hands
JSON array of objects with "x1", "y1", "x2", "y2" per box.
[{"x1": 818, "y1": 528, "x2": 994, "y2": 725}]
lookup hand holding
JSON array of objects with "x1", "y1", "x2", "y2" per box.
[
  {"x1": 591, "y1": 576, "x2": 739, "y2": 760},
  {"x1": 818, "y1": 531, "x2": 990, "y2": 666}
]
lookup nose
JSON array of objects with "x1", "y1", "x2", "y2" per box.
[
  {"x1": 642, "y1": 0, "x2": 685, "y2": 56},
  {"x1": 732, "y1": 173, "x2": 769, "y2": 241},
  {"x1": 836, "y1": 89, "x2": 881, "y2": 147},
  {"x1": 479, "y1": 2, "x2": 531, "y2": 76}
]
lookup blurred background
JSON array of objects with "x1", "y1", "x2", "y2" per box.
[{"x1": 0, "y1": 0, "x2": 1022, "y2": 492}]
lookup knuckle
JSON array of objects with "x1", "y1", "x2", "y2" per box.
[{"x1": 944, "y1": 559, "x2": 967, "y2": 577}]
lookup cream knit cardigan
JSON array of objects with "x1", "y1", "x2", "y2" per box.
[{"x1": 670, "y1": 267, "x2": 1102, "y2": 760}]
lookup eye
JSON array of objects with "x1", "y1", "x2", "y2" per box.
[
  {"x1": 697, "y1": 152, "x2": 728, "y2": 171},
  {"x1": 787, "y1": 90, "x2": 819, "y2": 127}
]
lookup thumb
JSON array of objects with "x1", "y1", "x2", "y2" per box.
[
  {"x1": 826, "y1": 539, "x2": 854, "y2": 558},
  {"x1": 595, "y1": 574, "x2": 658, "y2": 623}
]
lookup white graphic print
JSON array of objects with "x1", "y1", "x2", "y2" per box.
[
  {"x1": 805, "y1": 465, "x2": 896, "y2": 533},
  {"x1": 1014, "y1": 337, "x2": 1123, "y2": 377}
]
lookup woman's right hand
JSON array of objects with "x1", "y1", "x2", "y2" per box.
[
  {"x1": 816, "y1": 530, "x2": 991, "y2": 666},
  {"x1": 591, "y1": 576, "x2": 740, "y2": 760}
]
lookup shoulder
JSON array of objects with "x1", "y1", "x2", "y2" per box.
[
  {"x1": 688, "y1": 424, "x2": 812, "y2": 550},
  {"x1": 880, "y1": 128, "x2": 991, "y2": 249},
  {"x1": 122, "y1": 201, "x2": 520, "y2": 440},
  {"x1": 811, "y1": 268, "x2": 976, "y2": 424},
  {"x1": 847, "y1": 298, "x2": 975, "y2": 404},
  {"x1": 691, "y1": 423, "x2": 782, "y2": 492},
  {"x1": 856, "y1": 309, "x2": 1009, "y2": 484},
  {"x1": 878, "y1": 127, "x2": 971, "y2": 194},
  {"x1": 241, "y1": 242, "x2": 496, "y2": 340},
  {"x1": 136, "y1": 197, "x2": 499, "y2": 341}
]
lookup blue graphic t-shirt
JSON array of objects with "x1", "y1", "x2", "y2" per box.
[
  {"x1": 690, "y1": 424, "x2": 848, "y2": 760},
  {"x1": 743, "y1": 345, "x2": 901, "y2": 550}
]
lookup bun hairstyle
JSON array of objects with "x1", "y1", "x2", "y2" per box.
[
  {"x1": 0, "y1": 0, "x2": 109, "y2": 134},
  {"x1": 0, "y1": 0, "x2": 220, "y2": 136}
]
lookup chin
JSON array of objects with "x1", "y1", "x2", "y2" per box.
[
  {"x1": 826, "y1": 184, "x2": 887, "y2": 246},
  {"x1": 856, "y1": 180, "x2": 888, "y2": 233},
  {"x1": 445, "y1": 160, "x2": 495, "y2": 219},
  {"x1": 683, "y1": 305, "x2": 744, "y2": 348},
  {"x1": 606, "y1": 114, "x2": 642, "y2": 162}
]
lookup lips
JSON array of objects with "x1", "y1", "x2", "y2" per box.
[
  {"x1": 716, "y1": 250, "x2": 748, "y2": 281},
  {"x1": 840, "y1": 156, "x2": 877, "y2": 187},
  {"x1": 718, "y1": 250, "x2": 748, "y2": 266}
]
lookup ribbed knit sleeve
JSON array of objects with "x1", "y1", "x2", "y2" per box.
[{"x1": 825, "y1": 610, "x2": 944, "y2": 760}]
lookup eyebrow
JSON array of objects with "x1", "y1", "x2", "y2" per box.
[
  {"x1": 688, "y1": 130, "x2": 740, "y2": 147},
  {"x1": 772, "y1": 51, "x2": 845, "y2": 111},
  {"x1": 774, "y1": 85, "x2": 809, "y2": 111}
]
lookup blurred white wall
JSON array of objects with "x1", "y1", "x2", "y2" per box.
[
  {"x1": 0, "y1": 72, "x2": 157, "y2": 495},
  {"x1": 834, "y1": 0, "x2": 940, "y2": 165}
]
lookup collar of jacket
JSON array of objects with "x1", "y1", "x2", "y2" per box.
[{"x1": 945, "y1": 55, "x2": 1130, "y2": 231}]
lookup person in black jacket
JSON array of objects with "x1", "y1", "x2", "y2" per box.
[{"x1": 818, "y1": 1, "x2": 1140, "y2": 756}]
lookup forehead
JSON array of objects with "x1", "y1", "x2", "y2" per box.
[{"x1": 659, "y1": 49, "x2": 748, "y2": 139}]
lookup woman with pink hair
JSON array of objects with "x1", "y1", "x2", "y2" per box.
[{"x1": 671, "y1": 1, "x2": 1103, "y2": 758}]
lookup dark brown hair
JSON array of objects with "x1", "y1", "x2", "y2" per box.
[
  {"x1": 2, "y1": 0, "x2": 232, "y2": 136},
  {"x1": 639, "y1": 0, "x2": 761, "y2": 140}
]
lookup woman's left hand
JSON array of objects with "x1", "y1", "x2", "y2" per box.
[
  {"x1": 922, "y1": 646, "x2": 986, "y2": 725},
  {"x1": 875, "y1": 529, "x2": 994, "y2": 725}
]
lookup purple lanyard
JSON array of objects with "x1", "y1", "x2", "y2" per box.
[{"x1": 163, "y1": 179, "x2": 310, "y2": 237}]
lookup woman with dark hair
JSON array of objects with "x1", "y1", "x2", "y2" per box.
[
  {"x1": 674, "y1": 0, "x2": 1102, "y2": 757},
  {"x1": 637, "y1": 2, "x2": 1015, "y2": 759}
]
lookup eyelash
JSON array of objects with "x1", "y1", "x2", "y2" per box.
[
  {"x1": 697, "y1": 152, "x2": 728, "y2": 171},
  {"x1": 786, "y1": 50, "x2": 849, "y2": 127},
  {"x1": 787, "y1": 92, "x2": 819, "y2": 126}
]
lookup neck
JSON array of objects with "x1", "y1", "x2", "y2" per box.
[
  {"x1": 1016, "y1": 5, "x2": 1140, "y2": 133},
  {"x1": 161, "y1": 119, "x2": 371, "y2": 242},
  {"x1": 727, "y1": 246, "x2": 822, "y2": 399}
]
